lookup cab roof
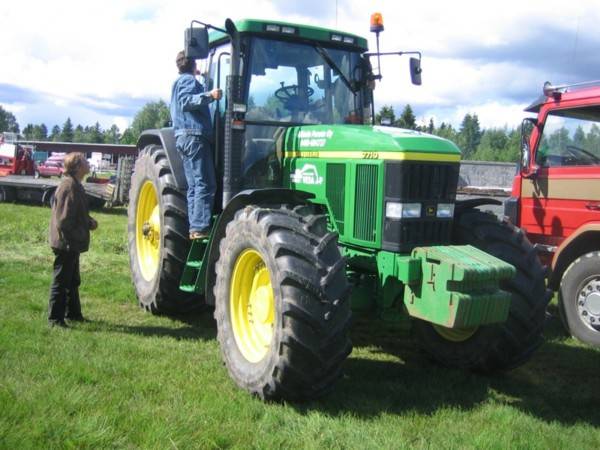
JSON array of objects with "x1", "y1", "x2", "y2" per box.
[
  {"x1": 525, "y1": 81, "x2": 600, "y2": 113},
  {"x1": 208, "y1": 18, "x2": 369, "y2": 51}
]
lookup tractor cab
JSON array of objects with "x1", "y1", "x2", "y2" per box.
[
  {"x1": 185, "y1": 18, "x2": 421, "y2": 206},
  {"x1": 193, "y1": 20, "x2": 374, "y2": 196}
]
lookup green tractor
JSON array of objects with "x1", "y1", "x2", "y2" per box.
[{"x1": 128, "y1": 16, "x2": 549, "y2": 400}]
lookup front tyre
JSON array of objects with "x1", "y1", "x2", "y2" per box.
[
  {"x1": 414, "y1": 209, "x2": 551, "y2": 372},
  {"x1": 559, "y1": 251, "x2": 600, "y2": 346},
  {"x1": 214, "y1": 205, "x2": 351, "y2": 400},
  {"x1": 127, "y1": 144, "x2": 200, "y2": 314}
]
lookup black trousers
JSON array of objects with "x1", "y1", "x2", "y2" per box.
[{"x1": 48, "y1": 250, "x2": 82, "y2": 323}]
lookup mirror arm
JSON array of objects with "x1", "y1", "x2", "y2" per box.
[
  {"x1": 190, "y1": 20, "x2": 227, "y2": 34},
  {"x1": 365, "y1": 51, "x2": 422, "y2": 59}
]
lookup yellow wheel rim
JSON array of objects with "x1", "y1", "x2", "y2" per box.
[
  {"x1": 230, "y1": 249, "x2": 275, "y2": 363},
  {"x1": 433, "y1": 324, "x2": 478, "y2": 342},
  {"x1": 136, "y1": 181, "x2": 161, "y2": 281}
]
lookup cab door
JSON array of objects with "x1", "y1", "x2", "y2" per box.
[{"x1": 520, "y1": 104, "x2": 600, "y2": 247}]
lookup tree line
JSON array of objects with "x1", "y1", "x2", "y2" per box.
[
  {"x1": 1, "y1": 101, "x2": 522, "y2": 162},
  {"x1": 376, "y1": 104, "x2": 522, "y2": 162},
  {"x1": 0, "y1": 101, "x2": 170, "y2": 146}
]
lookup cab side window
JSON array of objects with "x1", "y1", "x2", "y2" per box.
[{"x1": 537, "y1": 110, "x2": 600, "y2": 167}]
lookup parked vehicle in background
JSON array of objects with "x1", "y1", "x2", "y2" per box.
[
  {"x1": 35, "y1": 159, "x2": 64, "y2": 178},
  {"x1": 505, "y1": 81, "x2": 600, "y2": 347},
  {"x1": 34, "y1": 153, "x2": 66, "y2": 178},
  {"x1": 0, "y1": 133, "x2": 34, "y2": 176}
]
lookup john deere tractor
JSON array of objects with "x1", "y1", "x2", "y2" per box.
[{"x1": 128, "y1": 16, "x2": 549, "y2": 400}]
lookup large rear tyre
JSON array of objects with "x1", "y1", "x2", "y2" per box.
[
  {"x1": 559, "y1": 251, "x2": 600, "y2": 346},
  {"x1": 214, "y1": 204, "x2": 351, "y2": 400},
  {"x1": 127, "y1": 144, "x2": 201, "y2": 314},
  {"x1": 413, "y1": 209, "x2": 551, "y2": 372}
]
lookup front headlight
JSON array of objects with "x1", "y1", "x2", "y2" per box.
[
  {"x1": 436, "y1": 203, "x2": 455, "y2": 218},
  {"x1": 386, "y1": 202, "x2": 422, "y2": 219}
]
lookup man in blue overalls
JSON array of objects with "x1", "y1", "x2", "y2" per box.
[{"x1": 170, "y1": 51, "x2": 222, "y2": 239}]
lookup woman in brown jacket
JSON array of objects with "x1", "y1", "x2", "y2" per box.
[{"x1": 48, "y1": 153, "x2": 98, "y2": 327}]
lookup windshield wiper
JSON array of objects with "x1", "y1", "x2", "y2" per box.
[{"x1": 314, "y1": 44, "x2": 356, "y2": 94}]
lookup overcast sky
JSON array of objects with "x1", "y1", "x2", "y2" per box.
[{"x1": 1, "y1": 0, "x2": 599, "y2": 132}]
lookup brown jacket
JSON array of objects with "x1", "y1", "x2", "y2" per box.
[{"x1": 49, "y1": 176, "x2": 94, "y2": 253}]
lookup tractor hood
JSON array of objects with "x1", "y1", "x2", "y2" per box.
[{"x1": 285, "y1": 125, "x2": 461, "y2": 161}]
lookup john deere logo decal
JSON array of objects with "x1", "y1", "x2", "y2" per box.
[
  {"x1": 291, "y1": 164, "x2": 324, "y2": 185},
  {"x1": 426, "y1": 205, "x2": 436, "y2": 217}
]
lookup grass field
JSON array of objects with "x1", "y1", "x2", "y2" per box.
[{"x1": 1, "y1": 203, "x2": 599, "y2": 449}]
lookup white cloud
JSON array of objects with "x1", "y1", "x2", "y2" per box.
[{"x1": 1, "y1": 0, "x2": 599, "y2": 129}]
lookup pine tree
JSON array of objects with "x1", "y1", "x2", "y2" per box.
[
  {"x1": 396, "y1": 104, "x2": 416, "y2": 130},
  {"x1": 104, "y1": 124, "x2": 121, "y2": 144},
  {"x1": 50, "y1": 125, "x2": 61, "y2": 142},
  {"x1": 22, "y1": 124, "x2": 35, "y2": 139},
  {"x1": 61, "y1": 118, "x2": 74, "y2": 142},
  {"x1": 458, "y1": 113, "x2": 482, "y2": 159},
  {"x1": 34, "y1": 124, "x2": 48, "y2": 140},
  {"x1": 73, "y1": 125, "x2": 86, "y2": 143}
]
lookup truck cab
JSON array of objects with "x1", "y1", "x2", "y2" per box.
[
  {"x1": 506, "y1": 81, "x2": 600, "y2": 346},
  {"x1": 0, "y1": 133, "x2": 34, "y2": 176}
]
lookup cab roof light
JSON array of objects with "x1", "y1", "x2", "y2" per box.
[
  {"x1": 281, "y1": 26, "x2": 296, "y2": 34},
  {"x1": 370, "y1": 12, "x2": 384, "y2": 33},
  {"x1": 343, "y1": 36, "x2": 355, "y2": 44},
  {"x1": 265, "y1": 24, "x2": 281, "y2": 32},
  {"x1": 331, "y1": 34, "x2": 343, "y2": 42}
]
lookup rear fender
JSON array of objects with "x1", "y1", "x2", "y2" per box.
[{"x1": 137, "y1": 128, "x2": 186, "y2": 190}]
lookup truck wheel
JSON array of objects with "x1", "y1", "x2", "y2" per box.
[
  {"x1": 413, "y1": 209, "x2": 550, "y2": 372},
  {"x1": 214, "y1": 204, "x2": 351, "y2": 400},
  {"x1": 127, "y1": 144, "x2": 200, "y2": 314},
  {"x1": 34, "y1": 170, "x2": 40, "y2": 179},
  {"x1": 559, "y1": 252, "x2": 600, "y2": 346}
]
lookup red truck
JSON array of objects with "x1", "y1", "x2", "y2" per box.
[
  {"x1": 0, "y1": 134, "x2": 34, "y2": 176},
  {"x1": 505, "y1": 81, "x2": 600, "y2": 346}
]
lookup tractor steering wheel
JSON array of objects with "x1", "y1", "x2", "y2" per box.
[{"x1": 275, "y1": 84, "x2": 314, "y2": 110}]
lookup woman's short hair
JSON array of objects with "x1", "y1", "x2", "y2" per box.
[
  {"x1": 63, "y1": 152, "x2": 87, "y2": 176},
  {"x1": 176, "y1": 51, "x2": 195, "y2": 74}
]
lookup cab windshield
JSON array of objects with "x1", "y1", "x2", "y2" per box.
[
  {"x1": 246, "y1": 37, "x2": 367, "y2": 125},
  {"x1": 537, "y1": 106, "x2": 600, "y2": 167}
]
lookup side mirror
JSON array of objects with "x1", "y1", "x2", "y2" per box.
[
  {"x1": 185, "y1": 26, "x2": 209, "y2": 60},
  {"x1": 520, "y1": 117, "x2": 538, "y2": 178},
  {"x1": 521, "y1": 144, "x2": 530, "y2": 169},
  {"x1": 410, "y1": 57, "x2": 422, "y2": 86}
]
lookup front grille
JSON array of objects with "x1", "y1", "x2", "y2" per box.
[
  {"x1": 385, "y1": 162, "x2": 459, "y2": 201},
  {"x1": 383, "y1": 161, "x2": 459, "y2": 252},
  {"x1": 354, "y1": 164, "x2": 378, "y2": 242},
  {"x1": 326, "y1": 163, "x2": 346, "y2": 234}
]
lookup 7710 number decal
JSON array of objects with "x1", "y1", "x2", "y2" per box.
[{"x1": 362, "y1": 152, "x2": 379, "y2": 159}]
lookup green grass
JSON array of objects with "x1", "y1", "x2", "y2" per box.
[{"x1": 1, "y1": 202, "x2": 599, "y2": 449}]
